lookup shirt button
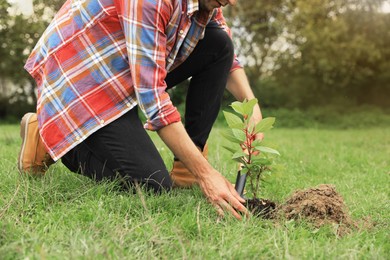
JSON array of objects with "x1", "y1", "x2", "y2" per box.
[
  {"x1": 179, "y1": 30, "x2": 184, "y2": 35},
  {"x1": 76, "y1": 136, "x2": 80, "y2": 141},
  {"x1": 126, "y1": 103, "x2": 131, "y2": 107},
  {"x1": 100, "y1": 119, "x2": 105, "y2": 125}
]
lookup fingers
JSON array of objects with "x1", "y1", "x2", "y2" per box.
[
  {"x1": 227, "y1": 181, "x2": 245, "y2": 203},
  {"x1": 217, "y1": 195, "x2": 249, "y2": 220},
  {"x1": 225, "y1": 183, "x2": 250, "y2": 218},
  {"x1": 210, "y1": 186, "x2": 249, "y2": 220},
  {"x1": 199, "y1": 171, "x2": 249, "y2": 220},
  {"x1": 210, "y1": 198, "x2": 241, "y2": 220},
  {"x1": 213, "y1": 204, "x2": 225, "y2": 218},
  {"x1": 219, "y1": 200, "x2": 243, "y2": 220},
  {"x1": 226, "y1": 194, "x2": 250, "y2": 219}
]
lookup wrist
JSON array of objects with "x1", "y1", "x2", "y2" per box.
[
  {"x1": 190, "y1": 159, "x2": 214, "y2": 180},
  {"x1": 252, "y1": 104, "x2": 263, "y2": 121}
]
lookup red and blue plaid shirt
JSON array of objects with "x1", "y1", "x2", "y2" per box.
[{"x1": 25, "y1": 0, "x2": 241, "y2": 161}]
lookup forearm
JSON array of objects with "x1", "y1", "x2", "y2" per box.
[
  {"x1": 227, "y1": 68, "x2": 262, "y2": 121},
  {"x1": 226, "y1": 68, "x2": 256, "y2": 101},
  {"x1": 157, "y1": 121, "x2": 212, "y2": 180}
]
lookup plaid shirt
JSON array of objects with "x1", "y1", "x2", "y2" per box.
[{"x1": 25, "y1": 0, "x2": 241, "y2": 161}]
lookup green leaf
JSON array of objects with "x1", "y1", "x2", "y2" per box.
[
  {"x1": 230, "y1": 101, "x2": 245, "y2": 115},
  {"x1": 241, "y1": 167, "x2": 249, "y2": 174},
  {"x1": 232, "y1": 151, "x2": 247, "y2": 159},
  {"x1": 252, "y1": 157, "x2": 272, "y2": 166},
  {"x1": 255, "y1": 146, "x2": 280, "y2": 156},
  {"x1": 251, "y1": 139, "x2": 263, "y2": 147},
  {"x1": 242, "y1": 98, "x2": 258, "y2": 117},
  {"x1": 254, "y1": 117, "x2": 275, "y2": 134},
  {"x1": 221, "y1": 130, "x2": 242, "y2": 144},
  {"x1": 247, "y1": 164, "x2": 261, "y2": 172},
  {"x1": 232, "y1": 129, "x2": 246, "y2": 142},
  {"x1": 232, "y1": 157, "x2": 246, "y2": 164},
  {"x1": 222, "y1": 145, "x2": 237, "y2": 154},
  {"x1": 223, "y1": 111, "x2": 244, "y2": 129}
]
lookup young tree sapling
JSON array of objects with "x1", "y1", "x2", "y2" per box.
[{"x1": 222, "y1": 98, "x2": 279, "y2": 216}]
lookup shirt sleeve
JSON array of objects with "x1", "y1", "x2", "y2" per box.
[
  {"x1": 210, "y1": 8, "x2": 242, "y2": 72},
  {"x1": 115, "y1": 0, "x2": 181, "y2": 131}
]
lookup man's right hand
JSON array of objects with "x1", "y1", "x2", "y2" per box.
[{"x1": 197, "y1": 169, "x2": 249, "y2": 220}]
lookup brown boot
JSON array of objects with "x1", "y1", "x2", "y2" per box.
[
  {"x1": 170, "y1": 144, "x2": 208, "y2": 188},
  {"x1": 18, "y1": 113, "x2": 54, "y2": 175}
]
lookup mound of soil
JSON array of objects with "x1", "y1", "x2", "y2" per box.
[
  {"x1": 277, "y1": 184, "x2": 357, "y2": 235},
  {"x1": 244, "y1": 184, "x2": 359, "y2": 235}
]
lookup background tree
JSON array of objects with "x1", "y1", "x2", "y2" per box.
[
  {"x1": 273, "y1": 0, "x2": 390, "y2": 107},
  {"x1": 0, "y1": 0, "x2": 63, "y2": 120},
  {"x1": 226, "y1": 0, "x2": 390, "y2": 108},
  {"x1": 227, "y1": 0, "x2": 284, "y2": 81},
  {"x1": 0, "y1": 0, "x2": 12, "y2": 96}
]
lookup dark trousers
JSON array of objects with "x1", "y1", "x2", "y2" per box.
[{"x1": 62, "y1": 27, "x2": 235, "y2": 192}]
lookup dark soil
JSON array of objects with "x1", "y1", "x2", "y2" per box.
[
  {"x1": 248, "y1": 184, "x2": 358, "y2": 236},
  {"x1": 246, "y1": 198, "x2": 276, "y2": 219}
]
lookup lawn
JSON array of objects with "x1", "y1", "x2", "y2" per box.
[{"x1": 0, "y1": 124, "x2": 389, "y2": 259}]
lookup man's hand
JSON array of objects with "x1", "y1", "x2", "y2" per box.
[
  {"x1": 158, "y1": 121, "x2": 249, "y2": 220},
  {"x1": 197, "y1": 169, "x2": 249, "y2": 220}
]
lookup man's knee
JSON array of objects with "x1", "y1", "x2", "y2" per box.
[
  {"x1": 221, "y1": 31, "x2": 234, "y2": 60},
  {"x1": 205, "y1": 28, "x2": 235, "y2": 62}
]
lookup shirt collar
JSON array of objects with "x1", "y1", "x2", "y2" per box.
[
  {"x1": 186, "y1": 0, "x2": 215, "y2": 24},
  {"x1": 186, "y1": 0, "x2": 200, "y2": 15}
]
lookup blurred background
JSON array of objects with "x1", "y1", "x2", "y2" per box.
[{"x1": 1, "y1": 0, "x2": 389, "y2": 127}]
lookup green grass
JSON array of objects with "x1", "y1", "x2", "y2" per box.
[{"x1": 0, "y1": 124, "x2": 389, "y2": 259}]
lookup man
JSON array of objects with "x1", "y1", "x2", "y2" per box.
[{"x1": 19, "y1": 0, "x2": 263, "y2": 220}]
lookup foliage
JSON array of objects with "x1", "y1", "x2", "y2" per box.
[
  {"x1": 0, "y1": 0, "x2": 63, "y2": 117},
  {"x1": 226, "y1": 0, "x2": 390, "y2": 108},
  {"x1": 226, "y1": 0, "x2": 284, "y2": 79},
  {"x1": 0, "y1": 0, "x2": 13, "y2": 95},
  {"x1": 222, "y1": 99, "x2": 279, "y2": 199},
  {"x1": 272, "y1": 0, "x2": 390, "y2": 108}
]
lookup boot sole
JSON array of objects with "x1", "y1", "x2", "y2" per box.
[{"x1": 18, "y1": 113, "x2": 36, "y2": 173}]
